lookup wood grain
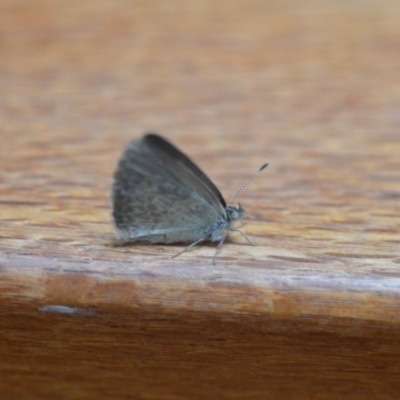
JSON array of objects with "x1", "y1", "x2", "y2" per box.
[{"x1": 0, "y1": 0, "x2": 400, "y2": 399}]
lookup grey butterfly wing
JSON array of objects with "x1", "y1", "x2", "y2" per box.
[
  {"x1": 112, "y1": 134, "x2": 227, "y2": 243},
  {"x1": 143, "y1": 134, "x2": 227, "y2": 208}
]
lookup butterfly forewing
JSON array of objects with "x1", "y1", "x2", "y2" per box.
[{"x1": 143, "y1": 134, "x2": 226, "y2": 211}]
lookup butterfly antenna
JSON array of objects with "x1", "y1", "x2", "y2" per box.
[{"x1": 229, "y1": 163, "x2": 268, "y2": 206}]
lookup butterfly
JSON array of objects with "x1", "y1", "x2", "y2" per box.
[{"x1": 112, "y1": 133, "x2": 267, "y2": 263}]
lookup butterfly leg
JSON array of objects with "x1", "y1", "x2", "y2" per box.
[
  {"x1": 228, "y1": 228, "x2": 254, "y2": 246},
  {"x1": 172, "y1": 237, "x2": 206, "y2": 259},
  {"x1": 212, "y1": 234, "x2": 227, "y2": 265}
]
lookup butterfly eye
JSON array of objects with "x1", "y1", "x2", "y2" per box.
[{"x1": 226, "y1": 206, "x2": 244, "y2": 222}]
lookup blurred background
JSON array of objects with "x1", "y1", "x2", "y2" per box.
[{"x1": 1, "y1": 0, "x2": 399, "y2": 243}]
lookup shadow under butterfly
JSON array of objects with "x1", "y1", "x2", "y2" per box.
[{"x1": 112, "y1": 133, "x2": 268, "y2": 264}]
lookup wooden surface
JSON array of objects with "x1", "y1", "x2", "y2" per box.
[{"x1": 1, "y1": 0, "x2": 400, "y2": 399}]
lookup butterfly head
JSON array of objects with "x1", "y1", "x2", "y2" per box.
[{"x1": 226, "y1": 203, "x2": 245, "y2": 222}]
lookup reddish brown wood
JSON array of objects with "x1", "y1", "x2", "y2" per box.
[{"x1": 0, "y1": 0, "x2": 400, "y2": 399}]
